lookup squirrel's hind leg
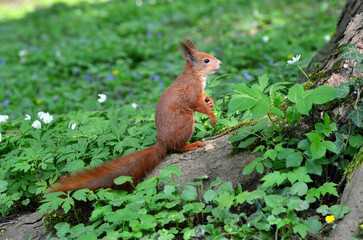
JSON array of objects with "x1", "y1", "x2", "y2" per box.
[{"x1": 176, "y1": 141, "x2": 205, "y2": 152}]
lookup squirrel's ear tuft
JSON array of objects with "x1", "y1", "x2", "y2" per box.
[
  {"x1": 180, "y1": 38, "x2": 197, "y2": 63},
  {"x1": 182, "y1": 37, "x2": 197, "y2": 52}
]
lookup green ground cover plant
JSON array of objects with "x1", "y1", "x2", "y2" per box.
[{"x1": 1, "y1": 0, "x2": 362, "y2": 239}]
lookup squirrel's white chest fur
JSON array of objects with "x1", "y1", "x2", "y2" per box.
[{"x1": 201, "y1": 76, "x2": 207, "y2": 91}]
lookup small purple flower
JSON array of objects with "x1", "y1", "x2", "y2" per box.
[
  {"x1": 53, "y1": 95, "x2": 59, "y2": 101},
  {"x1": 132, "y1": 72, "x2": 138, "y2": 78},
  {"x1": 269, "y1": 60, "x2": 274, "y2": 66},
  {"x1": 3, "y1": 98, "x2": 10, "y2": 105},
  {"x1": 261, "y1": 64, "x2": 266, "y2": 69},
  {"x1": 150, "y1": 74, "x2": 160, "y2": 82},
  {"x1": 148, "y1": 23, "x2": 155, "y2": 31},
  {"x1": 32, "y1": 73, "x2": 38, "y2": 78},
  {"x1": 72, "y1": 70, "x2": 79, "y2": 75},
  {"x1": 107, "y1": 74, "x2": 115, "y2": 80},
  {"x1": 216, "y1": 46, "x2": 221, "y2": 53},
  {"x1": 86, "y1": 74, "x2": 93, "y2": 81},
  {"x1": 1, "y1": 60, "x2": 5, "y2": 65},
  {"x1": 244, "y1": 73, "x2": 252, "y2": 80},
  {"x1": 158, "y1": 81, "x2": 164, "y2": 88},
  {"x1": 97, "y1": 74, "x2": 102, "y2": 79}
]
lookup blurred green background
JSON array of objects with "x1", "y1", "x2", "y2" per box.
[{"x1": 0, "y1": 0, "x2": 344, "y2": 118}]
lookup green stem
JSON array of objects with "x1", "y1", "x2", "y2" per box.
[
  {"x1": 73, "y1": 204, "x2": 80, "y2": 224},
  {"x1": 297, "y1": 64, "x2": 310, "y2": 81}
]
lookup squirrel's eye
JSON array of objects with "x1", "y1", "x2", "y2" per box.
[{"x1": 204, "y1": 58, "x2": 210, "y2": 63}]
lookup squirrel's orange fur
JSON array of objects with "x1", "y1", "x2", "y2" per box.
[{"x1": 47, "y1": 38, "x2": 222, "y2": 193}]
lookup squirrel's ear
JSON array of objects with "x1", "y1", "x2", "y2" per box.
[
  {"x1": 183, "y1": 37, "x2": 197, "y2": 52},
  {"x1": 180, "y1": 40, "x2": 197, "y2": 63}
]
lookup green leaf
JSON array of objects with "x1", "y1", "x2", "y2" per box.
[
  {"x1": 330, "y1": 205, "x2": 350, "y2": 219},
  {"x1": 264, "y1": 195, "x2": 285, "y2": 208},
  {"x1": 164, "y1": 185, "x2": 176, "y2": 196},
  {"x1": 62, "y1": 160, "x2": 85, "y2": 173},
  {"x1": 286, "y1": 151, "x2": 303, "y2": 168},
  {"x1": 307, "y1": 85, "x2": 337, "y2": 104},
  {"x1": 336, "y1": 83, "x2": 350, "y2": 98},
  {"x1": 160, "y1": 165, "x2": 181, "y2": 182},
  {"x1": 181, "y1": 185, "x2": 197, "y2": 201},
  {"x1": 246, "y1": 190, "x2": 266, "y2": 204},
  {"x1": 287, "y1": 167, "x2": 312, "y2": 184},
  {"x1": 349, "y1": 134, "x2": 363, "y2": 148},
  {"x1": 228, "y1": 96, "x2": 257, "y2": 113},
  {"x1": 296, "y1": 98, "x2": 312, "y2": 115},
  {"x1": 347, "y1": 104, "x2": 363, "y2": 127},
  {"x1": 287, "y1": 199, "x2": 309, "y2": 211},
  {"x1": 337, "y1": 44, "x2": 363, "y2": 64},
  {"x1": 215, "y1": 192, "x2": 234, "y2": 209},
  {"x1": 210, "y1": 177, "x2": 222, "y2": 188},
  {"x1": 261, "y1": 171, "x2": 287, "y2": 187},
  {"x1": 204, "y1": 189, "x2": 217, "y2": 203},
  {"x1": 238, "y1": 136, "x2": 257, "y2": 148},
  {"x1": 293, "y1": 223, "x2": 309, "y2": 238},
  {"x1": 290, "y1": 182, "x2": 308, "y2": 196},
  {"x1": 286, "y1": 106, "x2": 301, "y2": 125},
  {"x1": 250, "y1": 101, "x2": 270, "y2": 120},
  {"x1": 114, "y1": 176, "x2": 133, "y2": 185},
  {"x1": 54, "y1": 222, "x2": 70, "y2": 238},
  {"x1": 310, "y1": 141, "x2": 326, "y2": 159},
  {"x1": 0, "y1": 180, "x2": 8, "y2": 193},
  {"x1": 305, "y1": 158, "x2": 323, "y2": 175},
  {"x1": 257, "y1": 74, "x2": 269, "y2": 93},
  {"x1": 303, "y1": 216, "x2": 323, "y2": 233},
  {"x1": 321, "y1": 141, "x2": 337, "y2": 153},
  {"x1": 288, "y1": 84, "x2": 304, "y2": 103},
  {"x1": 236, "y1": 191, "x2": 249, "y2": 204},
  {"x1": 62, "y1": 197, "x2": 75, "y2": 213},
  {"x1": 243, "y1": 159, "x2": 258, "y2": 175},
  {"x1": 140, "y1": 214, "x2": 157, "y2": 230},
  {"x1": 318, "y1": 182, "x2": 338, "y2": 197}
]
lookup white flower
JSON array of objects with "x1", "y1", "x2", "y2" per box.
[
  {"x1": 18, "y1": 49, "x2": 27, "y2": 57},
  {"x1": 38, "y1": 112, "x2": 45, "y2": 118},
  {"x1": 98, "y1": 94, "x2": 107, "y2": 103},
  {"x1": 287, "y1": 55, "x2": 301, "y2": 64},
  {"x1": 262, "y1": 36, "x2": 269, "y2": 43},
  {"x1": 68, "y1": 121, "x2": 76, "y2": 130},
  {"x1": 41, "y1": 113, "x2": 53, "y2": 124},
  {"x1": 324, "y1": 35, "x2": 331, "y2": 42},
  {"x1": 0, "y1": 133, "x2": 2, "y2": 142},
  {"x1": 55, "y1": 51, "x2": 61, "y2": 58},
  {"x1": 131, "y1": 103, "x2": 138, "y2": 109},
  {"x1": 0, "y1": 115, "x2": 9, "y2": 123},
  {"x1": 32, "y1": 120, "x2": 41, "y2": 129},
  {"x1": 25, "y1": 114, "x2": 31, "y2": 120}
]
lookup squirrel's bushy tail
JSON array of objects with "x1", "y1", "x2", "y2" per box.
[{"x1": 47, "y1": 142, "x2": 167, "y2": 193}]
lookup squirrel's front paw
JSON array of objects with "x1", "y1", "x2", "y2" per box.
[{"x1": 205, "y1": 97, "x2": 214, "y2": 108}]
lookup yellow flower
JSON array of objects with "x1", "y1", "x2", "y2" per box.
[
  {"x1": 284, "y1": 96, "x2": 287, "y2": 99},
  {"x1": 287, "y1": 54, "x2": 293, "y2": 59},
  {"x1": 360, "y1": 223, "x2": 363, "y2": 229},
  {"x1": 89, "y1": 190, "x2": 93, "y2": 194},
  {"x1": 215, "y1": 112, "x2": 219, "y2": 116},
  {"x1": 140, "y1": 137, "x2": 144, "y2": 140},
  {"x1": 112, "y1": 70, "x2": 119, "y2": 75},
  {"x1": 204, "y1": 123, "x2": 208, "y2": 126},
  {"x1": 202, "y1": 138, "x2": 205, "y2": 141},
  {"x1": 171, "y1": 215, "x2": 175, "y2": 218},
  {"x1": 325, "y1": 215, "x2": 335, "y2": 223},
  {"x1": 53, "y1": 213, "x2": 57, "y2": 217},
  {"x1": 309, "y1": 74, "x2": 312, "y2": 77},
  {"x1": 36, "y1": 99, "x2": 41, "y2": 105},
  {"x1": 73, "y1": 136, "x2": 76, "y2": 138},
  {"x1": 1, "y1": 230, "x2": 4, "y2": 232},
  {"x1": 272, "y1": 138, "x2": 275, "y2": 142}
]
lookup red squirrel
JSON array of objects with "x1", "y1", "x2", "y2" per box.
[{"x1": 47, "y1": 38, "x2": 222, "y2": 193}]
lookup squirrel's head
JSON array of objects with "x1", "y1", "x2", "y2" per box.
[{"x1": 180, "y1": 38, "x2": 222, "y2": 78}]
